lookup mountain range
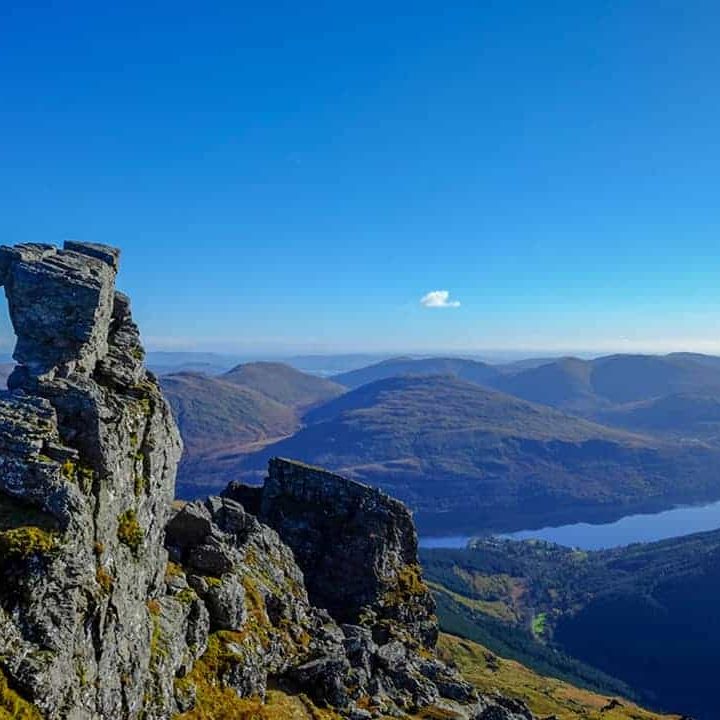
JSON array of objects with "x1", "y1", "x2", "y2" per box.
[
  {"x1": 495, "y1": 353, "x2": 720, "y2": 414},
  {"x1": 165, "y1": 355, "x2": 720, "y2": 532},
  {"x1": 336, "y1": 352, "x2": 720, "y2": 424},
  {"x1": 161, "y1": 363, "x2": 344, "y2": 488}
]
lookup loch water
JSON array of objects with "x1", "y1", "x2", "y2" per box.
[{"x1": 420, "y1": 498, "x2": 720, "y2": 551}]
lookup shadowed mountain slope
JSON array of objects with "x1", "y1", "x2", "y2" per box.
[
  {"x1": 423, "y1": 528, "x2": 720, "y2": 719},
  {"x1": 596, "y1": 392, "x2": 720, "y2": 441}
]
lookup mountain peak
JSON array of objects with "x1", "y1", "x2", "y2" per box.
[
  {"x1": 222, "y1": 359, "x2": 345, "y2": 408},
  {"x1": 0, "y1": 241, "x2": 121, "y2": 378}
]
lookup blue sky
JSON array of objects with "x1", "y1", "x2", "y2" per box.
[{"x1": 1, "y1": 1, "x2": 719, "y2": 355}]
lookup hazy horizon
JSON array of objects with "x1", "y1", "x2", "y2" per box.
[
  {"x1": 2, "y1": 3, "x2": 719, "y2": 358},
  {"x1": 5, "y1": 316, "x2": 720, "y2": 362}
]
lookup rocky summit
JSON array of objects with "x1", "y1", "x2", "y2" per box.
[{"x1": 0, "y1": 241, "x2": 535, "y2": 719}]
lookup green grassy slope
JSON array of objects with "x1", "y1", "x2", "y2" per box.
[{"x1": 438, "y1": 634, "x2": 682, "y2": 720}]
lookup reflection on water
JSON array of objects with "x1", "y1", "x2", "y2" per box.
[{"x1": 420, "y1": 499, "x2": 720, "y2": 551}]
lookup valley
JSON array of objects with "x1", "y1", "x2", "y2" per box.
[
  {"x1": 421, "y1": 529, "x2": 720, "y2": 719},
  {"x1": 165, "y1": 353, "x2": 720, "y2": 535}
]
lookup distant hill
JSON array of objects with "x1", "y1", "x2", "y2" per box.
[
  {"x1": 0, "y1": 362, "x2": 14, "y2": 389},
  {"x1": 495, "y1": 353, "x2": 720, "y2": 415},
  {"x1": 208, "y1": 375, "x2": 720, "y2": 531},
  {"x1": 164, "y1": 362, "x2": 347, "y2": 493},
  {"x1": 492, "y1": 356, "x2": 573, "y2": 373},
  {"x1": 147, "y1": 351, "x2": 397, "y2": 378},
  {"x1": 146, "y1": 351, "x2": 244, "y2": 376},
  {"x1": 493, "y1": 357, "x2": 598, "y2": 412},
  {"x1": 160, "y1": 372, "x2": 298, "y2": 455},
  {"x1": 334, "y1": 356, "x2": 502, "y2": 389},
  {"x1": 302, "y1": 375, "x2": 628, "y2": 440},
  {"x1": 222, "y1": 361, "x2": 345, "y2": 408},
  {"x1": 285, "y1": 353, "x2": 395, "y2": 376},
  {"x1": 596, "y1": 392, "x2": 720, "y2": 440}
]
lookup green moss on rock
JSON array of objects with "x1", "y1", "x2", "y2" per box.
[
  {"x1": 383, "y1": 564, "x2": 428, "y2": 606},
  {"x1": 96, "y1": 566, "x2": 114, "y2": 595},
  {"x1": 60, "y1": 459, "x2": 94, "y2": 493},
  {"x1": 117, "y1": 509, "x2": 143, "y2": 555},
  {"x1": 0, "y1": 526, "x2": 58, "y2": 560},
  {"x1": 134, "y1": 474, "x2": 147, "y2": 497},
  {"x1": 61, "y1": 459, "x2": 76, "y2": 482}
]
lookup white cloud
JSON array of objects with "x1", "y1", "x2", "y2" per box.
[{"x1": 420, "y1": 290, "x2": 461, "y2": 309}]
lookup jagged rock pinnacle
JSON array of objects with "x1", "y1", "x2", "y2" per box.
[
  {"x1": 0, "y1": 240, "x2": 183, "y2": 718},
  {"x1": 0, "y1": 242, "x2": 120, "y2": 379},
  {"x1": 228, "y1": 457, "x2": 438, "y2": 647}
]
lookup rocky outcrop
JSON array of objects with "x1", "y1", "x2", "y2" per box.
[
  {"x1": 0, "y1": 241, "x2": 535, "y2": 720},
  {"x1": 0, "y1": 242, "x2": 182, "y2": 719},
  {"x1": 175, "y1": 464, "x2": 530, "y2": 719},
  {"x1": 225, "y1": 458, "x2": 438, "y2": 648}
]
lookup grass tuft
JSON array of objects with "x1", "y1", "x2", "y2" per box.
[{"x1": 117, "y1": 510, "x2": 143, "y2": 555}]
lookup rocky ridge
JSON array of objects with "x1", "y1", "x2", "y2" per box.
[{"x1": 0, "y1": 241, "x2": 535, "y2": 720}]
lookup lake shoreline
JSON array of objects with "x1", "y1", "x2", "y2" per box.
[
  {"x1": 414, "y1": 484, "x2": 720, "y2": 535},
  {"x1": 420, "y1": 496, "x2": 720, "y2": 551}
]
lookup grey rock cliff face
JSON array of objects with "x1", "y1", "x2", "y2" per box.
[
  {"x1": 0, "y1": 241, "x2": 535, "y2": 720},
  {"x1": 228, "y1": 458, "x2": 438, "y2": 647},
  {"x1": 221, "y1": 459, "x2": 535, "y2": 719},
  {"x1": 0, "y1": 242, "x2": 183, "y2": 719}
]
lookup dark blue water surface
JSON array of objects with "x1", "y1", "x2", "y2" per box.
[{"x1": 420, "y1": 499, "x2": 720, "y2": 551}]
